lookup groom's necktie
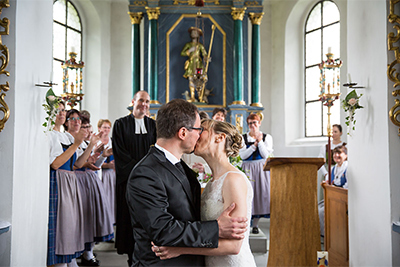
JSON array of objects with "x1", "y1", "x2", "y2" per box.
[
  {"x1": 175, "y1": 161, "x2": 193, "y2": 200},
  {"x1": 175, "y1": 161, "x2": 186, "y2": 175}
]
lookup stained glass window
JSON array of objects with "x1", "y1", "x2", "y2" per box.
[
  {"x1": 52, "y1": 0, "x2": 82, "y2": 98},
  {"x1": 304, "y1": 0, "x2": 340, "y2": 137}
]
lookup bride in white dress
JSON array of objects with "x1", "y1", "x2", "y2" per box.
[{"x1": 152, "y1": 119, "x2": 256, "y2": 266}]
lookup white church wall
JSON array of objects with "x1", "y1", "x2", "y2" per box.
[
  {"x1": 74, "y1": 0, "x2": 131, "y2": 130},
  {"x1": 1, "y1": 0, "x2": 53, "y2": 266},
  {"x1": 386, "y1": 1, "x2": 400, "y2": 264},
  {"x1": 259, "y1": 2, "x2": 272, "y2": 138},
  {"x1": 73, "y1": 0, "x2": 114, "y2": 130},
  {"x1": 347, "y1": 1, "x2": 394, "y2": 265},
  {"x1": 0, "y1": 3, "x2": 16, "y2": 267},
  {"x1": 109, "y1": 1, "x2": 132, "y2": 124}
]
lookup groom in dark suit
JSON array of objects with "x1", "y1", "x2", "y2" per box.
[{"x1": 126, "y1": 99, "x2": 247, "y2": 266}]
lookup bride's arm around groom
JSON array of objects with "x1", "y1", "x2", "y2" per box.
[
  {"x1": 126, "y1": 99, "x2": 248, "y2": 266},
  {"x1": 152, "y1": 118, "x2": 256, "y2": 266}
]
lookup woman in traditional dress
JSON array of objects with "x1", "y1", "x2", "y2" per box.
[
  {"x1": 239, "y1": 113, "x2": 274, "y2": 234},
  {"x1": 71, "y1": 114, "x2": 114, "y2": 266},
  {"x1": 318, "y1": 124, "x2": 346, "y2": 181},
  {"x1": 152, "y1": 119, "x2": 256, "y2": 266},
  {"x1": 98, "y1": 119, "x2": 116, "y2": 227},
  {"x1": 318, "y1": 145, "x2": 348, "y2": 236},
  {"x1": 47, "y1": 104, "x2": 87, "y2": 267}
]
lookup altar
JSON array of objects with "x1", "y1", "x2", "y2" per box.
[{"x1": 127, "y1": 0, "x2": 265, "y2": 132}]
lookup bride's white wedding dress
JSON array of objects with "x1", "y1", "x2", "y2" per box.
[{"x1": 201, "y1": 171, "x2": 256, "y2": 267}]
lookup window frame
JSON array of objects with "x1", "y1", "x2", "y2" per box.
[
  {"x1": 304, "y1": 0, "x2": 340, "y2": 137},
  {"x1": 52, "y1": 0, "x2": 83, "y2": 105}
]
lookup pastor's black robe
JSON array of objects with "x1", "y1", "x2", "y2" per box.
[{"x1": 112, "y1": 114, "x2": 157, "y2": 256}]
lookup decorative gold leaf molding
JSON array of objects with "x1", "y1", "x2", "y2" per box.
[
  {"x1": 231, "y1": 7, "x2": 246, "y2": 21},
  {"x1": 129, "y1": 12, "x2": 143, "y2": 24},
  {"x1": 245, "y1": 1, "x2": 259, "y2": 6},
  {"x1": 0, "y1": 0, "x2": 10, "y2": 133},
  {"x1": 235, "y1": 114, "x2": 243, "y2": 134},
  {"x1": 145, "y1": 7, "x2": 160, "y2": 20},
  {"x1": 248, "y1": 12, "x2": 264, "y2": 25},
  {"x1": 388, "y1": 0, "x2": 400, "y2": 136},
  {"x1": 132, "y1": 1, "x2": 147, "y2": 6},
  {"x1": 173, "y1": 0, "x2": 220, "y2": 5}
]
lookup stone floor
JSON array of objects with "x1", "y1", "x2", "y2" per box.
[{"x1": 88, "y1": 218, "x2": 271, "y2": 267}]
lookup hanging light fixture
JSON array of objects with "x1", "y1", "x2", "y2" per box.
[{"x1": 61, "y1": 51, "x2": 85, "y2": 108}]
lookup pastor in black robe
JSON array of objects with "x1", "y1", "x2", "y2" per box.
[{"x1": 112, "y1": 114, "x2": 157, "y2": 257}]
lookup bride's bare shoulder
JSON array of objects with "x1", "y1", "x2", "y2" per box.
[{"x1": 223, "y1": 171, "x2": 247, "y2": 187}]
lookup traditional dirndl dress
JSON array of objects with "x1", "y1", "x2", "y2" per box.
[
  {"x1": 242, "y1": 159, "x2": 271, "y2": 217},
  {"x1": 240, "y1": 133, "x2": 272, "y2": 218},
  {"x1": 75, "y1": 167, "x2": 114, "y2": 247},
  {"x1": 47, "y1": 142, "x2": 85, "y2": 266},
  {"x1": 74, "y1": 140, "x2": 114, "y2": 248},
  {"x1": 101, "y1": 155, "x2": 116, "y2": 225}
]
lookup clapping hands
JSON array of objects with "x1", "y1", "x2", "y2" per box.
[{"x1": 94, "y1": 143, "x2": 113, "y2": 158}]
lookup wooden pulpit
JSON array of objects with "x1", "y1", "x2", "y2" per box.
[
  {"x1": 265, "y1": 157, "x2": 324, "y2": 266},
  {"x1": 322, "y1": 183, "x2": 349, "y2": 266}
]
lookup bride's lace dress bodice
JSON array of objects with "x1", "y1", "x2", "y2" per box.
[{"x1": 201, "y1": 171, "x2": 256, "y2": 267}]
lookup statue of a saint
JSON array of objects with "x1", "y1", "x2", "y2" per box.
[{"x1": 181, "y1": 27, "x2": 208, "y2": 102}]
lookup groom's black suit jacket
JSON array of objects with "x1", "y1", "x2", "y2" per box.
[{"x1": 126, "y1": 146, "x2": 219, "y2": 266}]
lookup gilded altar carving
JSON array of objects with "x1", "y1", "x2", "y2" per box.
[
  {"x1": 249, "y1": 12, "x2": 264, "y2": 25},
  {"x1": 231, "y1": 7, "x2": 246, "y2": 21},
  {"x1": 0, "y1": 0, "x2": 10, "y2": 133},
  {"x1": 132, "y1": 1, "x2": 147, "y2": 6},
  {"x1": 235, "y1": 114, "x2": 243, "y2": 134},
  {"x1": 245, "y1": 1, "x2": 259, "y2": 6},
  {"x1": 173, "y1": 0, "x2": 220, "y2": 5},
  {"x1": 129, "y1": 12, "x2": 143, "y2": 24},
  {"x1": 388, "y1": 0, "x2": 400, "y2": 135},
  {"x1": 145, "y1": 7, "x2": 160, "y2": 20}
]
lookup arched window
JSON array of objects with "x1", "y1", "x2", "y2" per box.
[
  {"x1": 304, "y1": 0, "x2": 340, "y2": 137},
  {"x1": 52, "y1": 0, "x2": 82, "y2": 98}
]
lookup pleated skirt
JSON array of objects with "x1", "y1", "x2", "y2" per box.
[
  {"x1": 241, "y1": 159, "x2": 271, "y2": 216},
  {"x1": 102, "y1": 168, "x2": 116, "y2": 225},
  {"x1": 75, "y1": 170, "x2": 114, "y2": 243},
  {"x1": 47, "y1": 169, "x2": 84, "y2": 266}
]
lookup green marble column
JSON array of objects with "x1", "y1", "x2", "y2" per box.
[
  {"x1": 129, "y1": 12, "x2": 143, "y2": 98},
  {"x1": 231, "y1": 7, "x2": 246, "y2": 105},
  {"x1": 146, "y1": 7, "x2": 160, "y2": 104},
  {"x1": 249, "y1": 12, "x2": 264, "y2": 107}
]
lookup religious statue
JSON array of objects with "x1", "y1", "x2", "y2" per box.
[{"x1": 180, "y1": 27, "x2": 208, "y2": 103}]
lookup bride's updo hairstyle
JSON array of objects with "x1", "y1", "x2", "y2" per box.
[{"x1": 201, "y1": 119, "x2": 243, "y2": 157}]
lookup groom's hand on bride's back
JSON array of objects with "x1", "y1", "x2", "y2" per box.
[{"x1": 217, "y1": 203, "x2": 248, "y2": 239}]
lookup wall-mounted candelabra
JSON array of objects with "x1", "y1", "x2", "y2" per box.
[
  {"x1": 319, "y1": 50, "x2": 342, "y2": 184},
  {"x1": 61, "y1": 51, "x2": 84, "y2": 108}
]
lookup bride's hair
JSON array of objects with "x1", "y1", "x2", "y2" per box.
[{"x1": 201, "y1": 119, "x2": 243, "y2": 157}]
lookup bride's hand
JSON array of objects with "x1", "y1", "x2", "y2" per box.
[
  {"x1": 217, "y1": 203, "x2": 248, "y2": 239},
  {"x1": 151, "y1": 242, "x2": 182, "y2": 260}
]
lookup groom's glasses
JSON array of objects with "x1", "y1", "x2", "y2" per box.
[{"x1": 187, "y1": 126, "x2": 204, "y2": 135}]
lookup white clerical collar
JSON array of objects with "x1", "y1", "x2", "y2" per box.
[
  {"x1": 155, "y1": 143, "x2": 180, "y2": 165},
  {"x1": 134, "y1": 117, "x2": 147, "y2": 134}
]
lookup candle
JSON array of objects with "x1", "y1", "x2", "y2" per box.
[
  {"x1": 328, "y1": 47, "x2": 332, "y2": 54},
  {"x1": 71, "y1": 46, "x2": 76, "y2": 53},
  {"x1": 348, "y1": 73, "x2": 352, "y2": 83}
]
